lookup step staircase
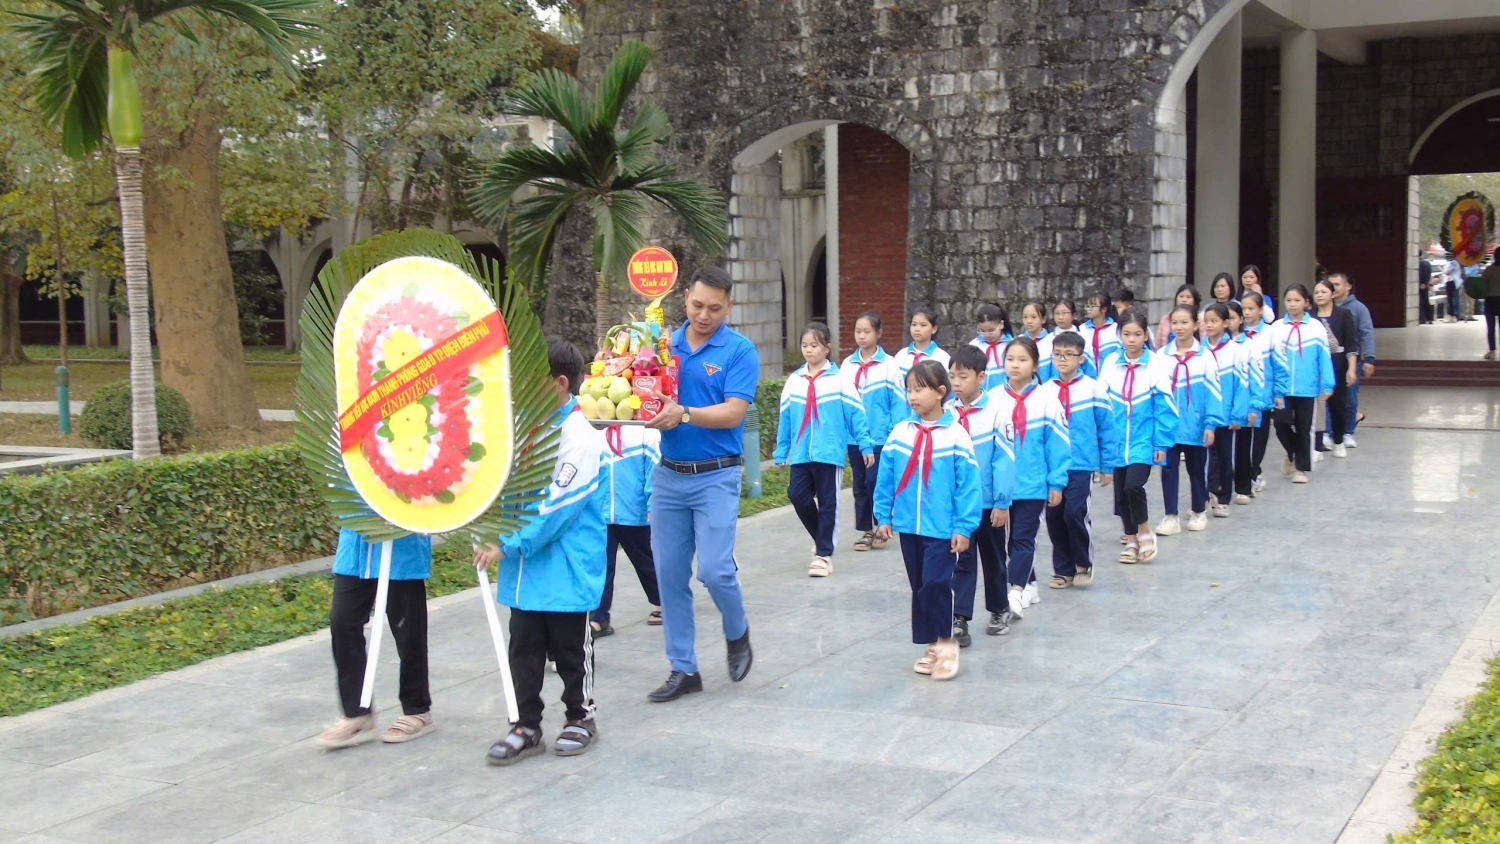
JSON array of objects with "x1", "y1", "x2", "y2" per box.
[{"x1": 1365, "y1": 359, "x2": 1500, "y2": 388}]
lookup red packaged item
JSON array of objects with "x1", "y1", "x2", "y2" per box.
[{"x1": 633, "y1": 357, "x2": 679, "y2": 422}]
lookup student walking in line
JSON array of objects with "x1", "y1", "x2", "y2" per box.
[
  {"x1": 967, "y1": 302, "x2": 1015, "y2": 391},
  {"x1": 1240, "y1": 265, "x2": 1275, "y2": 322},
  {"x1": 1018, "y1": 300, "x2": 1052, "y2": 376},
  {"x1": 894, "y1": 307, "x2": 952, "y2": 396},
  {"x1": 874, "y1": 360, "x2": 982, "y2": 682},
  {"x1": 1043, "y1": 331, "x2": 1119, "y2": 588},
  {"x1": 1100, "y1": 311, "x2": 1178, "y2": 563},
  {"x1": 843, "y1": 312, "x2": 901, "y2": 552},
  {"x1": 1236, "y1": 292, "x2": 1275, "y2": 497},
  {"x1": 1039, "y1": 299, "x2": 1098, "y2": 382},
  {"x1": 1111, "y1": 288, "x2": 1137, "y2": 320},
  {"x1": 775, "y1": 322, "x2": 875, "y2": 578},
  {"x1": 990, "y1": 337, "x2": 1070, "y2": 619},
  {"x1": 592, "y1": 423, "x2": 663, "y2": 636},
  {"x1": 317, "y1": 531, "x2": 436, "y2": 749},
  {"x1": 1202, "y1": 303, "x2": 1248, "y2": 519},
  {"x1": 1154, "y1": 305, "x2": 1224, "y2": 536},
  {"x1": 1270, "y1": 284, "x2": 1335, "y2": 484},
  {"x1": 1082, "y1": 291, "x2": 1122, "y2": 373},
  {"x1": 1311, "y1": 280, "x2": 1361, "y2": 459},
  {"x1": 948, "y1": 345, "x2": 1014, "y2": 644},
  {"x1": 1156, "y1": 283, "x2": 1202, "y2": 352}
]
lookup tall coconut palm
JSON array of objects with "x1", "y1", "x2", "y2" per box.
[
  {"x1": 470, "y1": 40, "x2": 728, "y2": 346},
  {"x1": 9, "y1": 1, "x2": 317, "y2": 458}
]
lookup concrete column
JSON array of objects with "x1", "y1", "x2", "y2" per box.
[
  {"x1": 824, "y1": 124, "x2": 841, "y2": 357},
  {"x1": 1150, "y1": 85, "x2": 1189, "y2": 319},
  {"x1": 726, "y1": 157, "x2": 784, "y2": 377},
  {"x1": 1277, "y1": 29, "x2": 1318, "y2": 291},
  {"x1": 1193, "y1": 12, "x2": 1242, "y2": 289}
]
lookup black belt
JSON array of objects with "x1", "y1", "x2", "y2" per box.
[{"x1": 661, "y1": 455, "x2": 744, "y2": 475}]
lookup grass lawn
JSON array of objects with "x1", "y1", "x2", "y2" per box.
[
  {"x1": 0, "y1": 413, "x2": 295, "y2": 452},
  {"x1": 21, "y1": 344, "x2": 301, "y2": 363},
  {"x1": 0, "y1": 360, "x2": 300, "y2": 409}
]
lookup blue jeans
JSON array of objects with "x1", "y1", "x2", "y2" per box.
[
  {"x1": 1346, "y1": 369, "x2": 1363, "y2": 433},
  {"x1": 1006, "y1": 499, "x2": 1048, "y2": 588},
  {"x1": 650, "y1": 465, "x2": 749, "y2": 675}
]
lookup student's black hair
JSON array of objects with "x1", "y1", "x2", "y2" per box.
[
  {"x1": 1051, "y1": 330, "x2": 1085, "y2": 353},
  {"x1": 975, "y1": 302, "x2": 1006, "y2": 326},
  {"x1": 1173, "y1": 282, "x2": 1202, "y2": 311},
  {"x1": 1168, "y1": 304, "x2": 1201, "y2": 340},
  {"x1": 1021, "y1": 299, "x2": 1048, "y2": 323},
  {"x1": 687, "y1": 265, "x2": 734, "y2": 295},
  {"x1": 905, "y1": 359, "x2": 951, "y2": 397},
  {"x1": 1053, "y1": 298, "x2": 1078, "y2": 322},
  {"x1": 1085, "y1": 290, "x2": 1112, "y2": 316},
  {"x1": 910, "y1": 307, "x2": 940, "y2": 336},
  {"x1": 1327, "y1": 271, "x2": 1353, "y2": 289},
  {"x1": 801, "y1": 321, "x2": 832, "y2": 349},
  {"x1": 1202, "y1": 302, "x2": 1232, "y2": 330},
  {"x1": 1283, "y1": 283, "x2": 1313, "y2": 308},
  {"x1": 1116, "y1": 309, "x2": 1152, "y2": 336},
  {"x1": 950, "y1": 344, "x2": 988, "y2": 375},
  {"x1": 1241, "y1": 291, "x2": 1265, "y2": 308},
  {"x1": 547, "y1": 336, "x2": 586, "y2": 395},
  {"x1": 1223, "y1": 299, "x2": 1244, "y2": 332},
  {"x1": 854, "y1": 311, "x2": 883, "y2": 332},
  {"x1": 1210, "y1": 272, "x2": 1240, "y2": 302},
  {"x1": 1111, "y1": 287, "x2": 1136, "y2": 305},
  {"x1": 1005, "y1": 335, "x2": 1040, "y2": 368}
]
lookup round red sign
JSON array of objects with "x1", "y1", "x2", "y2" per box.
[{"x1": 627, "y1": 246, "x2": 678, "y2": 298}]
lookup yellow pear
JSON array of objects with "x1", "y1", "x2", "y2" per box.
[{"x1": 596, "y1": 397, "x2": 616, "y2": 421}]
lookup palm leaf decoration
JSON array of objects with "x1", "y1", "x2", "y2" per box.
[{"x1": 294, "y1": 229, "x2": 559, "y2": 546}]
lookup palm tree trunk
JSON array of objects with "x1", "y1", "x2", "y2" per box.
[
  {"x1": 115, "y1": 146, "x2": 161, "y2": 458},
  {"x1": 594, "y1": 271, "x2": 609, "y2": 346}
]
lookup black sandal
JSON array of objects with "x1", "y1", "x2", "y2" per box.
[
  {"x1": 554, "y1": 719, "x2": 598, "y2": 756},
  {"x1": 647, "y1": 609, "x2": 663, "y2": 626},
  {"x1": 590, "y1": 620, "x2": 614, "y2": 638},
  {"x1": 486, "y1": 725, "x2": 544, "y2": 766}
]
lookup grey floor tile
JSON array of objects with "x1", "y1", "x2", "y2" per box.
[
  {"x1": 0, "y1": 766, "x2": 168, "y2": 834},
  {"x1": 1114, "y1": 795, "x2": 1350, "y2": 843},
  {"x1": 217, "y1": 804, "x2": 454, "y2": 843},
  {"x1": 1039, "y1": 697, "x2": 1234, "y2": 747},
  {"x1": 425, "y1": 827, "x2": 569, "y2": 844},
  {"x1": 1164, "y1": 749, "x2": 1375, "y2": 819},
  {"x1": 467, "y1": 778, "x2": 723, "y2": 844},
  {"x1": 43, "y1": 784, "x2": 302, "y2": 844},
  {"x1": 972, "y1": 731, "x2": 1196, "y2": 795},
  {"x1": 0, "y1": 712, "x2": 168, "y2": 766},
  {"x1": 0, "y1": 758, "x2": 43, "y2": 783},
  {"x1": 59, "y1": 726, "x2": 282, "y2": 783},
  {"x1": 1090, "y1": 660, "x2": 1270, "y2": 711},
  {"x1": 1205, "y1": 681, "x2": 1424, "y2": 770},
  {"x1": 663, "y1": 797, "x2": 896, "y2": 843},
  {"x1": 906, "y1": 781, "x2": 1150, "y2": 843}
]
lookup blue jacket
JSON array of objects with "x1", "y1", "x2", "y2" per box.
[
  {"x1": 968, "y1": 335, "x2": 1013, "y2": 391},
  {"x1": 990, "y1": 382, "x2": 1071, "y2": 500},
  {"x1": 841, "y1": 348, "x2": 902, "y2": 447},
  {"x1": 1238, "y1": 321, "x2": 1274, "y2": 413},
  {"x1": 333, "y1": 529, "x2": 432, "y2": 581},
  {"x1": 1157, "y1": 343, "x2": 1225, "y2": 445},
  {"x1": 1081, "y1": 319, "x2": 1121, "y2": 372},
  {"x1": 495, "y1": 400, "x2": 607, "y2": 613},
  {"x1": 601, "y1": 424, "x2": 659, "y2": 527},
  {"x1": 775, "y1": 362, "x2": 873, "y2": 466},
  {"x1": 1100, "y1": 350, "x2": 1179, "y2": 466},
  {"x1": 874, "y1": 411, "x2": 982, "y2": 540},
  {"x1": 1203, "y1": 335, "x2": 1250, "y2": 427},
  {"x1": 949, "y1": 390, "x2": 1014, "y2": 510},
  {"x1": 893, "y1": 341, "x2": 952, "y2": 398},
  {"x1": 1037, "y1": 332, "x2": 1098, "y2": 383},
  {"x1": 1042, "y1": 374, "x2": 1120, "y2": 474},
  {"x1": 1269, "y1": 313, "x2": 1336, "y2": 399},
  {"x1": 1342, "y1": 293, "x2": 1377, "y2": 362}
]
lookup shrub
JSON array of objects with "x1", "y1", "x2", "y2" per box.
[
  {"x1": 1396, "y1": 654, "x2": 1500, "y2": 842},
  {"x1": 754, "y1": 377, "x2": 784, "y2": 461},
  {"x1": 0, "y1": 443, "x2": 337, "y2": 623},
  {"x1": 78, "y1": 380, "x2": 193, "y2": 450}
]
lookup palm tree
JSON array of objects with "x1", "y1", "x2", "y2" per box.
[
  {"x1": 470, "y1": 40, "x2": 728, "y2": 346},
  {"x1": 9, "y1": 1, "x2": 316, "y2": 458}
]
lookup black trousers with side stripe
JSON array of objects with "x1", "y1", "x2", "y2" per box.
[{"x1": 508, "y1": 608, "x2": 594, "y2": 729}]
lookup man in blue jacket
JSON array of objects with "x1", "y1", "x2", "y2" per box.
[
  {"x1": 1330, "y1": 273, "x2": 1376, "y2": 446},
  {"x1": 477, "y1": 338, "x2": 608, "y2": 766}
]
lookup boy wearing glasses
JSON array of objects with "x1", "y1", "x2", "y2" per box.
[{"x1": 1041, "y1": 332, "x2": 1120, "y2": 588}]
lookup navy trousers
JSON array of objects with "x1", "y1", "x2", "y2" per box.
[
  {"x1": 847, "y1": 444, "x2": 882, "y2": 532},
  {"x1": 900, "y1": 534, "x2": 957, "y2": 645},
  {"x1": 1162, "y1": 444, "x2": 1209, "y2": 515},
  {"x1": 592, "y1": 524, "x2": 660, "y2": 626},
  {"x1": 1208, "y1": 427, "x2": 1236, "y2": 505},
  {"x1": 1007, "y1": 499, "x2": 1048, "y2": 588},
  {"x1": 1046, "y1": 470, "x2": 1094, "y2": 578},
  {"x1": 789, "y1": 461, "x2": 841, "y2": 557},
  {"x1": 953, "y1": 512, "x2": 1007, "y2": 619}
]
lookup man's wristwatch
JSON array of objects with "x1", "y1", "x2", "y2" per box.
[{"x1": 680, "y1": 408, "x2": 692, "y2": 425}]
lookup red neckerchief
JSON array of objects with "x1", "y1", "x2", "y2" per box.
[
  {"x1": 955, "y1": 402, "x2": 978, "y2": 433},
  {"x1": 605, "y1": 424, "x2": 623, "y2": 457},
  {"x1": 893, "y1": 423, "x2": 937, "y2": 496},
  {"x1": 795, "y1": 366, "x2": 823, "y2": 442},
  {"x1": 854, "y1": 354, "x2": 880, "y2": 389},
  {"x1": 1053, "y1": 377, "x2": 1078, "y2": 421},
  {"x1": 1171, "y1": 349, "x2": 1197, "y2": 410},
  {"x1": 1091, "y1": 323, "x2": 1112, "y2": 363},
  {"x1": 1122, "y1": 356, "x2": 1144, "y2": 418},
  {"x1": 982, "y1": 340, "x2": 1004, "y2": 371},
  {"x1": 1286, "y1": 317, "x2": 1305, "y2": 354},
  {"x1": 1244, "y1": 327, "x2": 1258, "y2": 338},
  {"x1": 1210, "y1": 337, "x2": 1230, "y2": 356},
  {"x1": 910, "y1": 343, "x2": 929, "y2": 365},
  {"x1": 1005, "y1": 384, "x2": 1034, "y2": 446}
]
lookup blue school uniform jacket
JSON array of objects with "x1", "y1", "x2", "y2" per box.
[
  {"x1": 1042, "y1": 373, "x2": 1120, "y2": 474},
  {"x1": 967, "y1": 335, "x2": 1013, "y2": 391},
  {"x1": 1268, "y1": 313, "x2": 1336, "y2": 399},
  {"x1": 601, "y1": 424, "x2": 659, "y2": 527},
  {"x1": 1156, "y1": 343, "x2": 1225, "y2": 446},
  {"x1": 775, "y1": 362, "x2": 873, "y2": 466},
  {"x1": 990, "y1": 382, "x2": 1071, "y2": 500},
  {"x1": 950, "y1": 391, "x2": 1016, "y2": 511},
  {"x1": 1100, "y1": 350, "x2": 1179, "y2": 467},
  {"x1": 1238, "y1": 321, "x2": 1274, "y2": 414},
  {"x1": 1037, "y1": 332, "x2": 1098, "y2": 383},
  {"x1": 495, "y1": 400, "x2": 607, "y2": 614},
  {"x1": 874, "y1": 411, "x2": 983, "y2": 540},
  {"x1": 841, "y1": 348, "x2": 902, "y2": 447},
  {"x1": 333, "y1": 529, "x2": 432, "y2": 581},
  {"x1": 1203, "y1": 335, "x2": 1250, "y2": 427},
  {"x1": 1081, "y1": 319, "x2": 1122, "y2": 372}
]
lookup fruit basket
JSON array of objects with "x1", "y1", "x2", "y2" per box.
[{"x1": 580, "y1": 302, "x2": 679, "y2": 425}]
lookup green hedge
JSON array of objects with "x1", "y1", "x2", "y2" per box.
[
  {"x1": 754, "y1": 377, "x2": 784, "y2": 461},
  {"x1": 0, "y1": 444, "x2": 337, "y2": 624},
  {"x1": 1396, "y1": 653, "x2": 1500, "y2": 842}
]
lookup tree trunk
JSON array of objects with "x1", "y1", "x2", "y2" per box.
[
  {"x1": 115, "y1": 146, "x2": 162, "y2": 459},
  {"x1": 141, "y1": 98, "x2": 258, "y2": 428},
  {"x1": 594, "y1": 272, "x2": 611, "y2": 345},
  {"x1": 0, "y1": 270, "x2": 28, "y2": 366},
  {"x1": 52, "y1": 194, "x2": 68, "y2": 367},
  {"x1": 543, "y1": 212, "x2": 599, "y2": 350}
]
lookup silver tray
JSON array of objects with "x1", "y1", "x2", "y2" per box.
[{"x1": 588, "y1": 419, "x2": 653, "y2": 428}]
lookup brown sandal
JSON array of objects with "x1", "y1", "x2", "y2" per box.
[
  {"x1": 1049, "y1": 575, "x2": 1073, "y2": 589},
  {"x1": 1119, "y1": 543, "x2": 1140, "y2": 564},
  {"x1": 931, "y1": 640, "x2": 959, "y2": 681},
  {"x1": 1138, "y1": 535, "x2": 1159, "y2": 562},
  {"x1": 382, "y1": 713, "x2": 434, "y2": 743},
  {"x1": 914, "y1": 647, "x2": 937, "y2": 675}
]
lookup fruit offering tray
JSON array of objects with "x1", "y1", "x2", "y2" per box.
[{"x1": 587, "y1": 419, "x2": 651, "y2": 428}]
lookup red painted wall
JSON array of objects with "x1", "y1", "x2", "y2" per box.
[
  {"x1": 837, "y1": 124, "x2": 910, "y2": 358},
  {"x1": 1316, "y1": 176, "x2": 1408, "y2": 327}
]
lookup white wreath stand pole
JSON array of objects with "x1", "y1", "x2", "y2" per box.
[
  {"x1": 477, "y1": 566, "x2": 520, "y2": 724},
  {"x1": 358, "y1": 541, "x2": 393, "y2": 709}
]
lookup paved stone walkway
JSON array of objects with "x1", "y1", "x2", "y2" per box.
[
  {"x1": 0, "y1": 402, "x2": 294, "y2": 422},
  {"x1": 2, "y1": 419, "x2": 1498, "y2": 843}
]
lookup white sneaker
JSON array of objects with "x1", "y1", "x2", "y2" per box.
[
  {"x1": 1252, "y1": 477, "x2": 1266, "y2": 493},
  {"x1": 1211, "y1": 503, "x2": 1231, "y2": 518},
  {"x1": 1007, "y1": 586, "x2": 1026, "y2": 619},
  {"x1": 1313, "y1": 451, "x2": 1324, "y2": 463},
  {"x1": 1333, "y1": 443, "x2": 1347, "y2": 458},
  {"x1": 1186, "y1": 511, "x2": 1208, "y2": 531},
  {"x1": 1321, "y1": 433, "x2": 1333, "y2": 450},
  {"x1": 1345, "y1": 435, "x2": 1357, "y2": 449},
  {"x1": 1291, "y1": 471, "x2": 1309, "y2": 484},
  {"x1": 1022, "y1": 582, "x2": 1040, "y2": 607},
  {"x1": 1234, "y1": 494, "x2": 1252, "y2": 505},
  {"x1": 1155, "y1": 515, "x2": 1181, "y2": 536},
  {"x1": 1281, "y1": 458, "x2": 1295, "y2": 476}
]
